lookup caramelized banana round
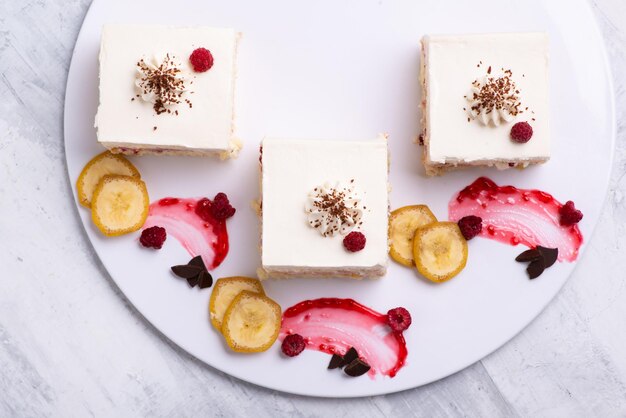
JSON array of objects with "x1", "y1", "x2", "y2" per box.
[
  {"x1": 77, "y1": 151, "x2": 140, "y2": 207},
  {"x1": 413, "y1": 222, "x2": 468, "y2": 283},
  {"x1": 210, "y1": 277, "x2": 265, "y2": 332},
  {"x1": 91, "y1": 175, "x2": 149, "y2": 237},
  {"x1": 389, "y1": 205, "x2": 437, "y2": 267},
  {"x1": 222, "y1": 291, "x2": 281, "y2": 353}
]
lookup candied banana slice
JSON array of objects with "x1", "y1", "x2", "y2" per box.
[
  {"x1": 413, "y1": 222, "x2": 468, "y2": 282},
  {"x1": 91, "y1": 175, "x2": 149, "y2": 237},
  {"x1": 210, "y1": 277, "x2": 265, "y2": 332},
  {"x1": 77, "y1": 151, "x2": 140, "y2": 207},
  {"x1": 389, "y1": 205, "x2": 437, "y2": 267},
  {"x1": 222, "y1": 291, "x2": 281, "y2": 353}
]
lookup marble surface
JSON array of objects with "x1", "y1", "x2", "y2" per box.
[{"x1": 1, "y1": 0, "x2": 625, "y2": 415}]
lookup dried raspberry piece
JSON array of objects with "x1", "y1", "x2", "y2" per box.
[
  {"x1": 139, "y1": 226, "x2": 167, "y2": 249},
  {"x1": 210, "y1": 192, "x2": 236, "y2": 221},
  {"x1": 281, "y1": 334, "x2": 306, "y2": 357},
  {"x1": 559, "y1": 201, "x2": 583, "y2": 226},
  {"x1": 457, "y1": 215, "x2": 483, "y2": 240},
  {"x1": 343, "y1": 231, "x2": 366, "y2": 252},
  {"x1": 510, "y1": 122, "x2": 533, "y2": 143},
  {"x1": 387, "y1": 307, "x2": 412, "y2": 332},
  {"x1": 189, "y1": 48, "x2": 214, "y2": 72}
]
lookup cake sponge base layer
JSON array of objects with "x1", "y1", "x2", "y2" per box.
[{"x1": 257, "y1": 265, "x2": 387, "y2": 280}]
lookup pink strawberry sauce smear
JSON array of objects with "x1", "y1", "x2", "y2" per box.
[
  {"x1": 280, "y1": 298, "x2": 408, "y2": 378},
  {"x1": 142, "y1": 197, "x2": 229, "y2": 269},
  {"x1": 448, "y1": 177, "x2": 583, "y2": 262}
]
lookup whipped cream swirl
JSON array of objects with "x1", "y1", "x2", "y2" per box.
[
  {"x1": 135, "y1": 53, "x2": 187, "y2": 115},
  {"x1": 305, "y1": 182, "x2": 363, "y2": 237},
  {"x1": 466, "y1": 69, "x2": 522, "y2": 127}
]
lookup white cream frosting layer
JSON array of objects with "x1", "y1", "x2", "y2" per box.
[
  {"x1": 423, "y1": 32, "x2": 550, "y2": 163},
  {"x1": 261, "y1": 137, "x2": 389, "y2": 270},
  {"x1": 95, "y1": 25, "x2": 238, "y2": 152}
]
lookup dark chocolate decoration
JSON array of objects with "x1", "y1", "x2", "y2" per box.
[
  {"x1": 170, "y1": 256, "x2": 212, "y2": 289},
  {"x1": 515, "y1": 246, "x2": 559, "y2": 280},
  {"x1": 327, "y1": 347, "x2": 359, "y2": 370},
  {"x1": 328, "y1": 354, "x2": 344, "y2": 370},
  {"x1": 197, "y1": 270, "x2": 213, "y2": 289},
  {"x1": 515, "y1": 249, "x2": 542, "y2": 263},
  {"x1": 526, "y1": 258, "x2": 545, "y2": 280},
  {"x1": 189, "y1": 255, "x2": 206, "y2": 270},
  {"x1": 171, "y1": 264, "x2": 202, "y2": 279},
  {"x1": 186, "y1": 275, "x2": 199, "y2": 288},
  {"x1": 326, "y1": 347, "x2": 370, "y2": 378},
  {"x1": 342, "y1": 347, "x2": 359, "y2": 366},
  {"x1": 344, "y1": 358, "x2": 371, "y2": 377},
  {"x1": 537, "y1": 246, "x2": 558, "y2": 268}
]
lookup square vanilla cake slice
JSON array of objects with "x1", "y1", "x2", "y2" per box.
[
  {"x1": 95, "y1": 25, "x2": 241, "y2": 158},
  {"x1": 258, "y1": 137, "x2": 389, "y2": 279},
  {"x1": 420, "y1": 33, "x2": 550, "y2": 175}
]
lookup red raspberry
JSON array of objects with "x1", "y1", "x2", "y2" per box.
[
  {"x1": 281, "y1": 334, "x2": 306, "y2": 357},
  {"x1": 510, "y1": 122, "x2": 533, "y2": 143},
  {"x1": 210, "y1": 192, "x2": 236, "y2": 220},
  {"x1": 559, "y1": 201, "x2": 583, "y2": 226},
  {"x1": 343, "y1": 231, "x2": 366, "y2": 252},
  {"x1": 195, "y1": 193, "x2": 236, "y2": 222},
  {"x1": 458, "y1": 215, "x2": 483, "y2": 240},
  {"x1": 195, "y1": 198, "x2": 212, "y2": 222},
  {"x1": 189, "y1": 48, "x2": 214, "y2": 72},
  {"x1": 387, "y1": 307, "x2": 412, "y2": 332},
  {"x1": 139, "y1": 226, "x2": 167, "y2": 249}
]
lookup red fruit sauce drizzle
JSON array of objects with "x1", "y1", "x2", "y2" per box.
[
  {"x1": 142, "y1": 197, "x2": 229, "y2": 269},
  {"x1": 280, "y1": 298, "x2": 408, "y2": 378},
  {"x1": 448, "y1": 177, "x2": 583, "y2": 262}
]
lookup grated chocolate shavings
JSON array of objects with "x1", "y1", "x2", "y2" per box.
[
  {"x1": 136, "y1": 54, "x2": 189, "y2": 115},
  {"x1": 467, "y1": 67, "x2": 523, "y2": 119},
  {"x1": 308, "y1": 184, "x2": 362, "y2": 238}
]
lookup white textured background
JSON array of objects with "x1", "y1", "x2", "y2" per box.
[{"x1": 1, "y1": 0, "x2": 625, "y2": 416}]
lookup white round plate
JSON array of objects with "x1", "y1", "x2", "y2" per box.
[{"x1": 64, "y1": 0, "x2": 614, "y2": 397}]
